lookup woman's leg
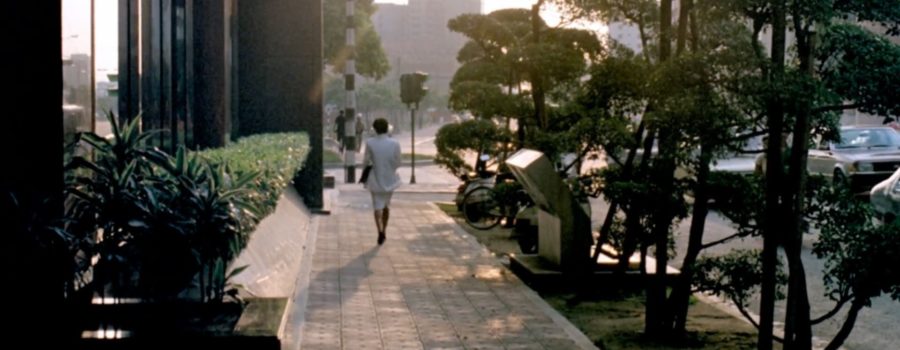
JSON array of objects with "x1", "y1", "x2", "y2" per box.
[
  {"x1": 371, "y1": 192, "x2": 385, "y2": 233},
  {"x1": 373, "y1": 209, "x2": 384, "y2": 233},
  {"x1": 373, "y1": 192, "x2": 393, "y2": 244},
  {"x1": 381, "y1": 192, "x2": 394, "y2": 234}
]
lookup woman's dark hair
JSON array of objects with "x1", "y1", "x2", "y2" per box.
[{"x1": 373, "y1": 118, "x2": 389, "y2": 134}]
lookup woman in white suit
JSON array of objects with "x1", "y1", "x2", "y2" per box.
[{"x1": 364, "y1": 118, "x2": 402, "y2": 244}]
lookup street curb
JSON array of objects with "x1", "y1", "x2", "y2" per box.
[
  {"x1": 323, "y1": 159, "x2": 435, "y2": 170},
  {"x1": 428, "y1": 202, "x2": 599, "y2": 350},
  {"x1": 281, "y1": 189, "x2": 329, "y2": 350}
]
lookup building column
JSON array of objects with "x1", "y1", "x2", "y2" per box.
[
  {"x1": 192, "y1": 0, "x2": 232, "y2": 148},
  {"x1": 0, "y1": 2, "x2": 64, "y2": 209},
  {"x1": 237, "y1": 0, "x2": 323, "y2": 208}
]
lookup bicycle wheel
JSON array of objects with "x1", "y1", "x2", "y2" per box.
[{"x1": 462, "y1": 186, "x2": 503, "y2": 230}]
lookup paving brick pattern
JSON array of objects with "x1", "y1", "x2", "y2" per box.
[{"x1": 300, "y1": 196, "x2": 588, "y2": 350}]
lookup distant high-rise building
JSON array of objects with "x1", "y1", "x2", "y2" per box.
[
  {"x1": 372, "y1": 0, "x2": 481, "y2": 95},
  {"x1": 63, "y1": 53, "x2": 91, "y2": 106}
]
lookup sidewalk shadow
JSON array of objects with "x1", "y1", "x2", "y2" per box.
[
  {"x1": 307, "y1": 245, "x2": 380, "y2": 310},
  {"x1": 286, "y1": 245, "x2": 381, "y2": 348}
]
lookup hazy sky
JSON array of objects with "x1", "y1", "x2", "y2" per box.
[
  {"x1": 374, "y1": 0, "x2": 604, "y2": 33},
  {"x1": 63, "y1": 0, "x2": 117, "y2": 79},
  {"x1": 375, "y1": 0, "x2": 540, "y2": 13},
  {"x1": 376, "y1": 0, "x2": 564, "y2": 24},
  {"x1": 66, "y1": 0, "x2": 597, "y2": 79}
]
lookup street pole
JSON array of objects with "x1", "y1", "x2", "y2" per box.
[
  {"x1": 343, "y1": 0, "x2": 357, "y2": 183},
  {"x1": 410, "y1": 105, "x2": 417, "y2": 184}
]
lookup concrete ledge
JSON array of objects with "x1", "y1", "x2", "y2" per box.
[
  {"x1": 68, "y1": 298, "x2": 286, "y2": 350},
  {"x1": 230, "y1": 187, "x2": 311, "y2": 297}
]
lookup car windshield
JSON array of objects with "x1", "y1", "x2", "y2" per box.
[{"x1": 835, "y1": 128, "x2": 900, "y2": 149}]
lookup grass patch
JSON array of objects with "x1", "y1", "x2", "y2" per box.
[
  {"x1": 324, "y1": 149, "x2": 342, "y2": 163},
  {"x1": 435, "y1": 202, "x2": 767, "y2": 350},
  {"x1": 402, "y1": 153, "x2": 434, "y2": 161},
  {"x1": 324, "y1": 151, "x2": 433, "y2": 163}
]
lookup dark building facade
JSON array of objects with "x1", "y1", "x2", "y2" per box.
[
  {"x1": 2, "y1": 0, "x2": 324, "y2": 217},
  {"x1": 1, "y1": 2, "x2": 64, "y2": 212},
  {"x1": 118, "y1": 0, "x2": 324, "y2": 207}
]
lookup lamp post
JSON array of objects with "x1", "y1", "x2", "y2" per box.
[{"x1": 410, "y1": 103, "x2": 416, "y2": 184}]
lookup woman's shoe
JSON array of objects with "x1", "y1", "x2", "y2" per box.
[{"x1": 377, "y1": 231, "x2": 386, "y2": 245}]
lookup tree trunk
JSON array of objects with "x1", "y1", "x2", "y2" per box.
[
  {"x1": 664, "y1": 0, "x2": 697, "y2": 335},
  {"x1": 593, "y1": 120, "x2": 647, "y2": 265},
  {"x1": 669, "y1": 143, "x2": 712, "y2": 335},
  {"x1": 676, "y1": 0, "x2": 692, "y2": 56},
  {"x1": 760, "y1": 1, "x2": 787, "y2": 349},
  {"x1": 824, "y1": 300, "x2": 865, "y2": 350},
  {"x1": 531, "y1": 2, "x2": 547, "y2": 129},
  {"x1": 783, "y1": 13, "x2": 815, "y2": 350},
  {"x1": 645, "y1": 0, "x2": 673, "y2": 337},
  {"x1": 647, "y1": 130, "x2": 676, "y2": 336},
  {"x1": 617, "y1": 129, "x2": 657, "y2": 275}
]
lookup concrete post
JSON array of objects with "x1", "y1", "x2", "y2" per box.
[{"x1": 344, "y1": 0, "x2": 357, "y2": 183}]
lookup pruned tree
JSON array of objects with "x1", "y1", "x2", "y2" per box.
[
  {"x1": 434, "y1": 119, "x2": 514, "y2": 178},
  {"x1": 447, "y1": 7, "x2": 601, "y2": 149}
]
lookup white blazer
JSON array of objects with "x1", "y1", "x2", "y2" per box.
[{"x1": 364, "y1": 134, "x2": 402, "y2": 193}]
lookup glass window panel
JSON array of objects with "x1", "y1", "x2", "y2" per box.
[
  {"x1": 95, "y1": 0, "x2": 118, "y2": 138},
  {"x1": 62, "y1": 0, "x2": 94, "y2": 145}
]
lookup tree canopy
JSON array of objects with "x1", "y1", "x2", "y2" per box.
[{"x1": 324, "y1": 0, "x2": 390, "y2": 80}]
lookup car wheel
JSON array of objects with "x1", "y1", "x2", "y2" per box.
[{"x1": 833, "y1": 169, "x2": 848, "y2": 189}]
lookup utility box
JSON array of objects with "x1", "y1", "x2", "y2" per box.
[{"x1": 506, "y1": 149, "x2": 592, "y2": 273}]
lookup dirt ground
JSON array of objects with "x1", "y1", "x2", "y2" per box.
[{"x1": 436, "y1": 202, "x2": 768, "y2": 350}]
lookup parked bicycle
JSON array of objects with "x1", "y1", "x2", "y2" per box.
[
  {"x1": 454, "y1": 153, "x2": 496, "y2": 211},
  {"x1": 461, "y1": 175, "x2": 533, "y2": 229}
]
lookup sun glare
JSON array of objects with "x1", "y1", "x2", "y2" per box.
[{"x1": 374, "y1": 0, "x2": 607, "y2": 34}]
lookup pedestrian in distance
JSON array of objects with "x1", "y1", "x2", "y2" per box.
[
  {"x1": 334, "y1": 110, "x2": 346, "y2": 152},
  {"x1": 363, "y1": 118, "x2": 401, "y2": 245},
  {"x1": 355, "y1": 114, "x2": 365, "y2": 152}
]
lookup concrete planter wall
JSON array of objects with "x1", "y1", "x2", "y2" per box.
[{"x1": 67, "y1": 298, "x2": 287, "y2": 349}]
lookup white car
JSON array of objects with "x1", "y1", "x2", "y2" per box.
[
  {"x1": 756, "y1": 126, "x2": 900, "y2": 194},
  {"x1": 870, "y1": 167, "x2": 900, "y2": 223}
]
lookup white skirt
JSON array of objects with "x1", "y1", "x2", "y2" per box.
[{"x1": 370, "y1": 191, "x2": 394, "y2": 210}]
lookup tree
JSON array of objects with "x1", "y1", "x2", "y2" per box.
[
  {"x1": 447, "y1": 8, "x2": 601, "y2": 148},
  {"x1": 357, "y1": 81, "x2": 402, "y2": 119},
  {"x1": 324, "y1": 0, "x2": 390, "y2": 80},
  {"x1": 434, "y1": 119, "x2": 513, "y2": 177},
  {"x1": 552, "y1": 0, "x2": 900, "y2": 348},
  {"x1": 555, "y1": 0, "x2": 776, "y2": 340},
  {"x1": 764, "y1": 2, "x2": 900, "y2": 348},
  {"x1": 809, "y1": 182, "x2": 900, "y2": 350}
]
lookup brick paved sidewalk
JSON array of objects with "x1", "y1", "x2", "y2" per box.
[{"x1": 295, "y1": 191, "x2": 596, "y2": 350}]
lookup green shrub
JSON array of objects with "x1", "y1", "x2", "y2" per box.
[
  {"x1": 196, "y1": 132, "x2": 310, "y2": 225},
  {"x1": 65, "y1": 114, "x2": 309, "y2": 303}
]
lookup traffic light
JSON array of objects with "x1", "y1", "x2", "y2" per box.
[
  {"x1": 400, "y1": 74, "x2": 414, "y2": 104},
  {"x1": 400, "y1": 72, "x2": 428, "y2": 106},
  {"x1": 411, "y1": 72, "x2": 428, "y2": 102}
]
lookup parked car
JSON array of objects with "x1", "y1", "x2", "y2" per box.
[
  {"x1": 755, "y1": 126, "x2": 900, "y2": 194},
  {"x1": 870, "y1": 167, "x2": 900, "y2": 223}
]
